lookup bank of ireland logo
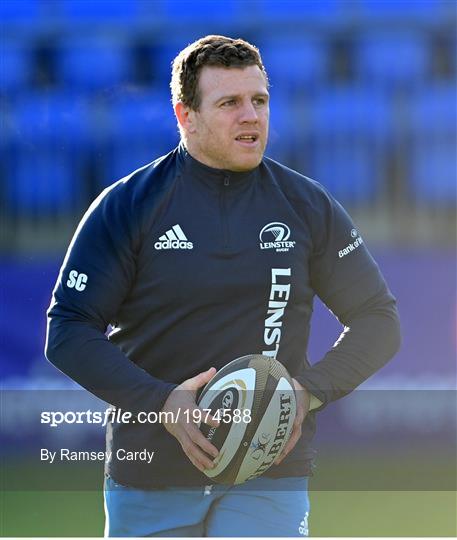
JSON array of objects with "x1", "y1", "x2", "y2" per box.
[{"x1": 259, "y1": 222, "x2": 296, "y2": 252}]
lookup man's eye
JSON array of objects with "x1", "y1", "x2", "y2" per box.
[
  {"x1": 221, "y1": 100, "x2": 236, "y2": 107},
  {"x1": 253, "y1": 98, "x2": 266, "y2": 106}
]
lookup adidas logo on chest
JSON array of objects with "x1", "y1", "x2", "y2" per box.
[{"x1": 154, "y1": 224, "x2": 193, "y2": 250}]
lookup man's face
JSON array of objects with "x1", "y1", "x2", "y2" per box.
[{"x1": 184, "y1": 65, "x2": 269, "y2": 172}]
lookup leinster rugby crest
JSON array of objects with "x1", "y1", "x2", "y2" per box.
[{"x1": 259, "y1": 222, "x2": 296, "y2": 253}]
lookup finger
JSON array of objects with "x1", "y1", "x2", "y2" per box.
[
  {"x1": 294, "y1": 414, "x2": 304, "y2": 429},
  {"x1": 189, "y1": 403, "x2": 220, "y2": 427},
  {"x1": 276, "y1": 434, "x2": 297, "y2": 465},
  {"x1": 287, "y1": 426, "x2": 301, "y2": 451},
  {"x1": 200, "y1": 409, "x2": 220, "y2": 429},
  {"x1": 187, "y1": 423, "x2": 219, "y2": 458},
  {"x1": 185, "y1": 447, "x2": 210, "y2": 473},
  {"x1": 274, "y1": 442, "x2": 291, "y2": 465},
  {"x1": 189, "y1": 453, "x2": 214, "y2": 472},
  {"x1": 274, "y1": 443, "x2": 291, "y2": 465},
  {"x1": 183, "y1": 406, "x2": 219, "y2": 430},
  {"x1": 184, "y1": 367, "x2": 217, "y2": 392},
  {"x1": 188, "y1": 456, "x2": 206, "y2": 473},
  {"x1": 182, "y1": 439, "x2": 217, "y2": 471},
  {"x1": 274, "y1": 426, "x2": 301, "y2": 465}
]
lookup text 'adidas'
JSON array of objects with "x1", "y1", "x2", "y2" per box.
[{"x1": 154, "y1": 224, "x2": 193, "y2": 250}]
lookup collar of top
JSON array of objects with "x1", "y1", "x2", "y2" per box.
[{"x1": 177, "y1": 142, "x2": 259, "y2": 187}]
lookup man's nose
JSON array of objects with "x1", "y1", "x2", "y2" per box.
[{"x1": 239, "y1": 101, "x2": 259, "y2": 123}]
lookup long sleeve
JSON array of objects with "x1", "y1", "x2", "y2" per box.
[
  {"x1": 45, "y1": 181, "x2": 177, "y2": 414},
  {"x1": 295, "y1": 188, "x2": 401, "y2": 407}
]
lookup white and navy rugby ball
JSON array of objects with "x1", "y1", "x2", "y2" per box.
[{"x1": 197, "y1": 354, "x2": 296, "y2": 485}]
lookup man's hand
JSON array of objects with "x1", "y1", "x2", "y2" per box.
[
  {"x1": 161, "y1": 367, "x2": 220, "y2": 473},
  {"x1": 274, "y1": 378, "x2": 310, "y2": 465}
]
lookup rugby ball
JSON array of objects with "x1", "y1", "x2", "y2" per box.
[{"x1": 197, "y1": 354, "x2": 296, "y2": 485}]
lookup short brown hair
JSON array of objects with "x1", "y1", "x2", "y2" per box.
[{"x1": 171, "y1": 35, "x2": 268, "y2": 110}]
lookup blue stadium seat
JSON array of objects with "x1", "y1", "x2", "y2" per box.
[
  {"x1": 101, "y1": 91, "x2": 179, "y2": 185},
  {"x1": 0, "y1": 0, "x2": 40, "y2": 22},
  {"x1": 409, "y1": 85, "x2": 457, "y2": 203},
  {"x1": 355, "y1": 0, "x2": 452, "y2": 24},
  {"x1": 159, "y1": 0, "x2": 241, "y2": 23},
  {"x1": 8, "y1": 93, "x2": 91, "y2": 214},
  {"x1": 452, "y1": 35, "x2": 457, "y2": 74},
  {"x1": 60, "y1": 0, "x2": 140, "y2": 21},
  {"x1": 354, "y1": 31, "x2": 430, "y2": 90},
  {"x1": 148, "y1": 39, "x2": 193, "y2": 87},
  {"x1": 2, "y1": 41, "x2": 32, "y2": 92},
  {"x1": 266, "y1": 91, "x2": 306, "y2": 168},
  {"x1": 259, "y1": 36, "x2": 329, "y2": 92},
  {"x1": 56, "y1": 36, "x2": 132, "y2": 90},
  {"x1": 306, "y1": 87, "x2": 393, "y2": 203},
  {"x1": 257, "y1": 0, "x2": 354, "y2": 26}
]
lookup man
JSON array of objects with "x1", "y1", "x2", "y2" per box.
[{"x1": 46, "y1": 35, "x2": 401, "y2": 537}]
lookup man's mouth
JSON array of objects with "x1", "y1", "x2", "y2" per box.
[{"x1": 235, "y1": 134, "x2": 259, "y2": 143}]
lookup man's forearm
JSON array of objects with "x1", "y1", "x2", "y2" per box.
[
  {"x1": 45, "y1": 318, "x2": 177, "y2": 414},
  {"x1": 295, "y1": 296, "x2": 401, "y2": 408}
]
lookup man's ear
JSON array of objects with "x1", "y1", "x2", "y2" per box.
[{"x1": 175, "y1": 102, "x2": 197, "y2": 134}]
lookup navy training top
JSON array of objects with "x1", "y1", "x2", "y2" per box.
[{"x1": 45, "y1": 144, "x2": 401, "y2": 487}]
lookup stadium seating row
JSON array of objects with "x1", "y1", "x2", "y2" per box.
[
  {"x1": 2, "y1": 1, "x2": 455, "y2": 219},
  {"x1": 3, "y1": 30, "x2": 455, "y2": 91},
  {"x1": 3, "y1": 84, "x2": 455, "y2": 213},
  {"x1": 1, "y1": 0, "x2": 454, "y2": 26}
]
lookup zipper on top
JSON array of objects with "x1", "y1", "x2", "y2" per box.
[{"x1": 220, "y1": 175, "x2": 230, "y2": 248}]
